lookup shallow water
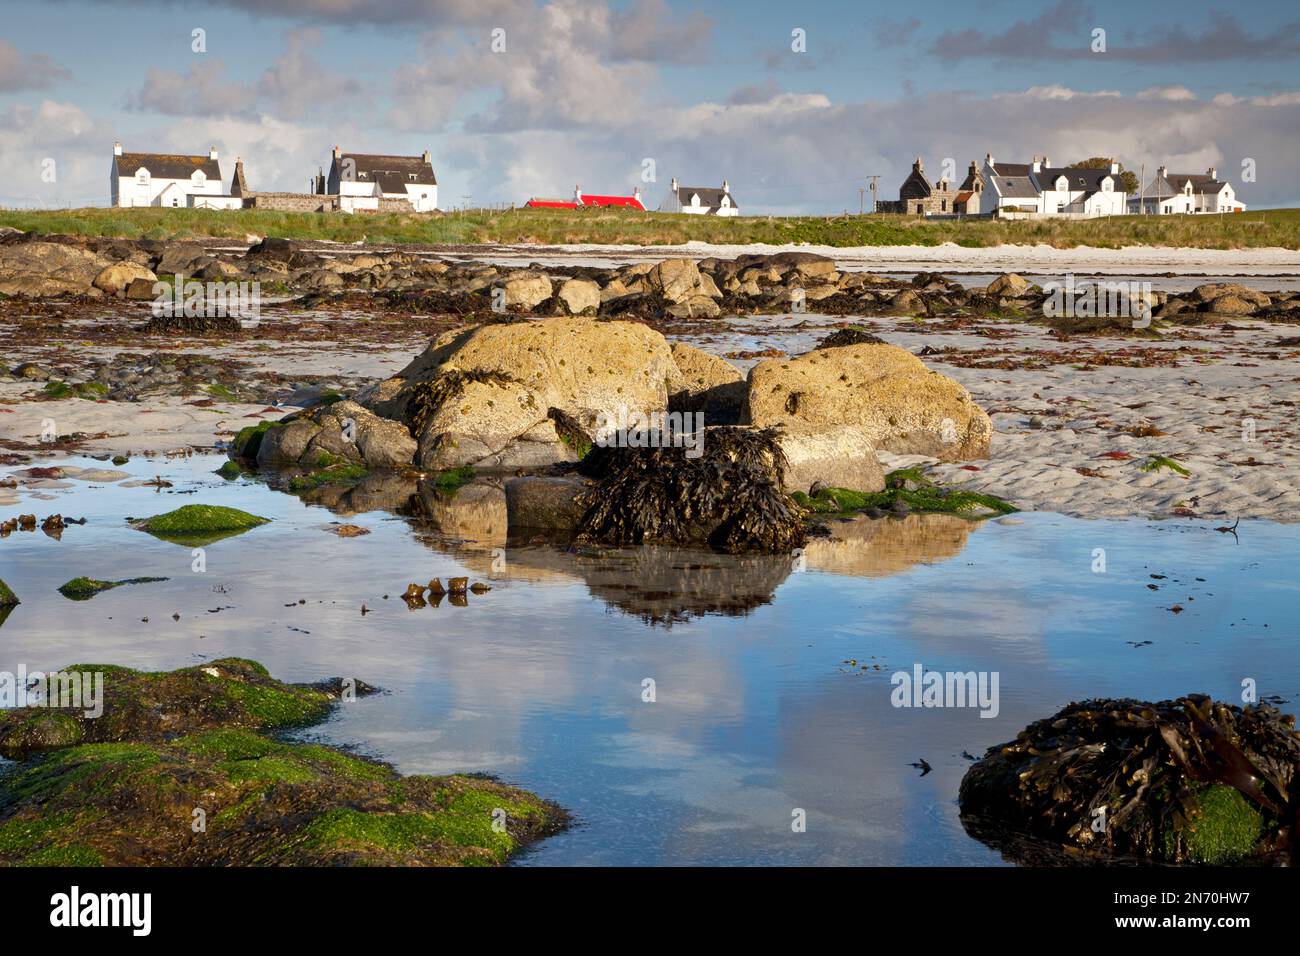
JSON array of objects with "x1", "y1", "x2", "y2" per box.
[{"x1": 2, "y1": 453, "x2": 1297, "y2": 865}]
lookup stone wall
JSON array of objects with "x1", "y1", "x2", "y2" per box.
[{"x1": 242, "y1": 192, "x2": 341, "y2": 212}]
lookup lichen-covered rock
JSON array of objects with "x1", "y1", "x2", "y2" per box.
[
  {"x1": 373, "y1": 318, "x2": 678, "y2": 471},
  {"x1": 0, "y1": 241, "x2": 109, "y2": 297},
  {"x1": 960, "y1": 696, "x2": 1300, "y2": 865},
  {"x1": 133, "y1": 504, "x2": 269, "y2": 546},
  {"x1": 743, "y1": 343, "x2": 993, "y2": 460},
  {"x1": 500, "y1": 272, "x2": 553, "y2": 310}
]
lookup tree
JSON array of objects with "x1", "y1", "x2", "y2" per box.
[{"x1": 1068, "y1": 157, "x2": 1141, "y2": 195}]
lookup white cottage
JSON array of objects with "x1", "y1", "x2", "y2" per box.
[
  {"x1": 110, "y1": 143, "x2": 240, "y2": 209},
  {"x1": 323, "y1": 147, "x2": 438, "y2": 212},
  {"x1": 1034, "y1": 159, "x2": 1127, "y2": 217},
  {"x1": 1129, "y1": 167, "x2": 1246, "y2": 215},
  {"x1": 658, "y1": 178, "x2": 739, "y2": 216}
]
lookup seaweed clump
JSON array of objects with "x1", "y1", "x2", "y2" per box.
[
  {"x1": 959, "y1": 695, "x2": 1300, "y2": 865},
  {"x1": 574, "y1": 426, "x2": 805, "y2": 553},
  {"x1": 793, "y1": 466, "x2": 1016, "y2": 519}
]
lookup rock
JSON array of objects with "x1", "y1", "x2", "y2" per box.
[
  {"x1": 986, "y1": 273, "x2": 1032, "y2": 297},
  {"x1": 773, "y1": 426, "x2": 885, "y2": 495},
  {"x1": 500, "y1": 273, "x2": 553, "y2": 310},
  {"x1": 743, "y1": 343, "x2": 993, "y2": 460},
  {"x1": 504, "y1": 476, "x2": 590, "y2": 531},
  {"x1": 154, "y1": 243, "x2": 210, "y2": 276},
  {"x1": 0, "y1": 241, "x2": 110, "y2": 296},
  {"x1": 93, "y1": 261, "x2": 156, "y2": 296},
  {"x1": 257, "y1": 401, "x2": 416, "y2": 471},
  {"x1": 1202, "y1": 293, "x2": 1262, "y2": 315},
  {"x1": 376, "y1": 318, "x2": 678, "y2": 471},
  {"x1": 245, "y1": 237, "x2": 298, "y2": 262},
  {"x1": 887, "y1": 288, "x2": 927, "y2": 315},
  {"x1": 134, "y1": 505, "x2": 269, "y2": 544},
  {"x1": 667, "y1": 342, "x2": 745, "y2": 424},
  {"x1": 1191, "y1": 283, "x2": 1270, "y2": 310},
  {"x1": 555, "y1": 278, "x2": 601, "y2": 315},
  {"x1": 0, "y1": 578, "x2": 18, "y2": 606},
  {"x1": 125, "y1": 276, "x2": 161, "y2": 300},
  {"x1": 646, "y1": 258, "x2": 721, "y2": 305}
]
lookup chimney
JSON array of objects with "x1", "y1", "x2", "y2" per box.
[
  {"x1": 1110, "y1": 161, "x2": 1120, "y2": 175},
  {"x1": 722, "y1": 179, "x2": 729, "y2": 193},
  {"x1": 633, "y1": 187, "x2": 641, "y2": 201},
  {"x1": 113, "y1": 141, "x2": 122, "y2": 157},
  {"x1": 1031, "y1": 158, "x2": 1042, "y2": 174},
  {"x1": 1207, "y1": 166, "x2": 1217, "y2": 179},
  {"x1": 985, "y1": 152, "x2": 994, "y2": 168},
  {"x1": 421, "y1": 149, "x2": 431, "y2": 165},
  {"x1": 1042, "y1": 156, "x2": 1051, "y2": 169},
  {"x1": 209, "y1": 146, "x2": 218, "y2": 160},
  {"x1": 1157, "y1": 165, "x2": 1167, "y2": 181},
  {"x1": 574, "y1": 184, "x2": 582, "y2": 204},
  {"x1": 333, "y1": 145, "x2": 342, "y2": 160},
  {"x1": 670, "y1": 177, "x2": 678, "y2": 191},
  {"x1": 914, "y1": 156, "x2": 924, "y2": 173}
]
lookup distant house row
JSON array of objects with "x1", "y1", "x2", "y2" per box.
[
  {"x1": 881, "y1": 154, "x2": 1245, "y2": 218},
  {"x1": 110, "y1": 143, "x2": 738, "y2": 217},
  {"x1": 111, "y1": 143, "x2": 438, "y2": 213},
  {"x1": 524, "y1": 179, "x2": 739, "y2": 215}
]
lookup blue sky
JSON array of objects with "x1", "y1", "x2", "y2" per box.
[{"x1": 2, "y1": 0, "x2": 1298, "y2": 211}]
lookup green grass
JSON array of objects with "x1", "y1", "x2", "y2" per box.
[{"x1": 3, "y1": 205, "x2": 1299, "y2": 249}]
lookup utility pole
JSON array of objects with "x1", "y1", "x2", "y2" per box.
[
  {"x1": 864, "y1": 175, "x2": 881, "y2": 214},
  {"x1": 858, "y1": 187, "x2": 865, "y2": 215}
]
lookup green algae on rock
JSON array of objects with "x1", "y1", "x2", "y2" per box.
[
  {"x1": 793, "y1": 467, "x2": 1016, "y2": 520},
  {"x1": 0, "y1": 658, "x2": 567, "y2": 866},
  {"x1": 133, "y1": 503, "x2": 270, "y2": 546},
  {"x1": 286, "y1": 462, "x2": 369, "y2": 493},
  {"x1": 0, "y1": 578, "x2": 18, "y2": 606},
  {"x1": 57, "y1": 576, "x2": 168, "y2": 601},
  {"x1": 0, "y1": 658, "x2": 353, "y2": 757},
  {"x1": 229, "y1": 420, "x2": 281, "y2": 460},
  {"x1": 959, "y1": 695, "x2": 1300, "y2": 865}
]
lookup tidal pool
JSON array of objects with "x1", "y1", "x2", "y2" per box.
[{"x1": 1, "y1": 454, "x2": 1296, "y2": 865}]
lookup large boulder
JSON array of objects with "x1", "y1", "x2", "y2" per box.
[
  {"x1": 986, "y1": 273, "x2": 1033, "y2": 298},
  {"x1": 93, "y1": 261, "x2": 157, "y2": 296},
  {"x1": 371, "y1": 318, "x2": 679, "y2": 471},
  {"x1": 0, "y1": 241, "x2": 110, "y2": 296},
  {"x1": 743, "y1": 343, "x2": 992, "y2": 460},
  {"x1": 667, "y1": 342, "x2": 745, "y2": 424},
  {"x1": 1192, "y1": 283, "x2": 1270, "y2": 314}
]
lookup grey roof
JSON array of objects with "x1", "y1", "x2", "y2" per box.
[
  {"x1": 1040, "y1": 167, "x2": 1112, "y2": 191},
  {"x1": 116, "y1": 152, "x2": 220, "y2": 180},
  {"x1": 990, "y1": 162, "x2": 1034, "y2": 177},
  {"x1": 1141, "y1": 173, "x2": 1225, "y2": 199},
  {"x1": 675, "y1": 185, "x2": 735, "y2": 210},
  {"x1": 993, "y1": 175, "x2": 1040, "y2": 199},
  {"x1": 337, "y1": 153, "x2": 437, "y2": 187}
]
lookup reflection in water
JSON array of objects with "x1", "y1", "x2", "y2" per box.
[
  {"x1": 299, "y1": 475, "x2": 980, "y2": 625},
  {"x1": 3, "y1": 454, "x2": 1297, "y2": 866}
]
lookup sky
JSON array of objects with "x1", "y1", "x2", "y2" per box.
[{"x1": 1, "y1": 0, "x2": 1299, "y2": 212}]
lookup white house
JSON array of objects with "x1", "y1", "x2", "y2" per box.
[
  {"x1": 110, "y1": 143, "x2": 241, "y2": 209},
  {"x1": 1034, "y1": 159, "x2": 1127, "y2": 217},
  {"x1": 1129, "y1": 167, "x2": 1246, "y2": 215},
  {"x1": 323, "y1": 147, "x2": 438, "y2": 212},
  {"x1": 979, "y1": 156, "x2": 1043, "y2": 214},
  {"x1": 658, "y1": 178, "x2": 739, "y2": 216},
  {"x1": 978, "y1": 154, "x2": 1127, "y2": 217}
]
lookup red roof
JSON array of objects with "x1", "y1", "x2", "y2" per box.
[
  {"x1": 524, "y1": 193, "x2": 646, "y2": 211},
  {"x1": 580, "y1": 194, "x2": 645, "y2": 210}
]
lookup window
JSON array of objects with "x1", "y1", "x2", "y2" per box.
[{"x1": 409, "y1": 174, "x2": 417, "y2": 181}]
